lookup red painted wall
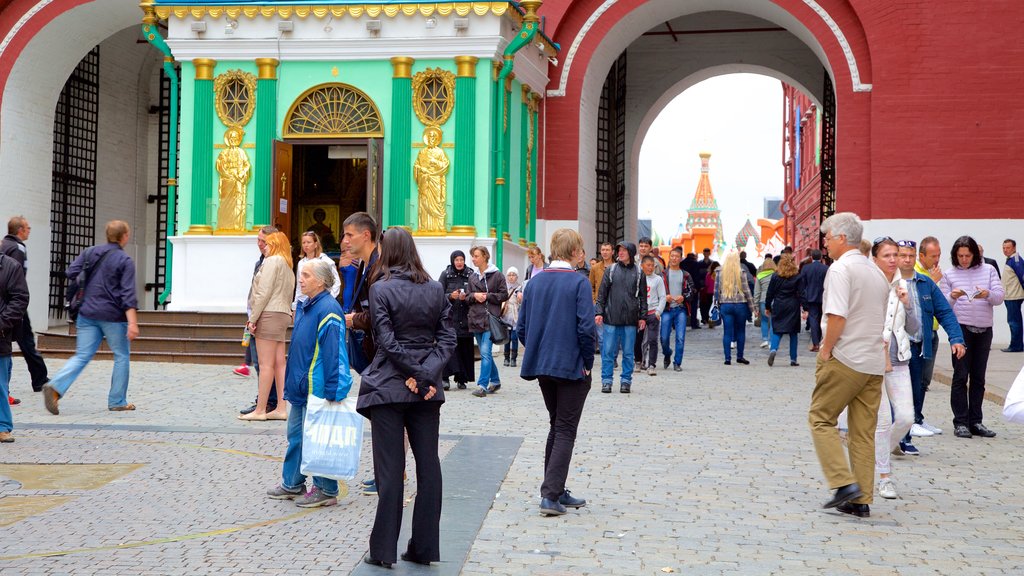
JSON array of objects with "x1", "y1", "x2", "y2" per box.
[{"x1": 535, "y1": 0, "x2": 1024, "y2": 223}]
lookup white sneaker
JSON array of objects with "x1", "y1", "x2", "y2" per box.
[
  {"x1": 910, "y1": 423, "x2": 935, "y2": 437},
  {"x1": 760, "y1": 341, "x2": 769, "y2": 348},
  {"x1": 921, "y1": 421, "x2": 943, "y2": 435},
  {"x1": 731, "y1": 341, "x2": 737, "y2": 349},
  {"x1": 647, "y1": 366, "x2": 656, "y2": 376},
  {"x1": 878, "y1": 477, "x2": 898, "y2": 499}
]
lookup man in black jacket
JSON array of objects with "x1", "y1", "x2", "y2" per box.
[
  {"x1": 1, "y1": 216, "x2": 47, "y2": 399},
  {"x1": 798, "y1": 249, "x2": 828, "y2": 351},
  {"x1": 681, "y1": 252, "x2": 703, "y2": 329},
  {"x1": 595, "y1": 242, "x2": 646, "y2": 394},
  {"x1": 0, "y1": 252, "x2": 29, "y2": 442}
]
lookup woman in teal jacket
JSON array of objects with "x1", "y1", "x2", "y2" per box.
[{"x1": 266, "y1": 258, "x2": 351, "y2": 508}]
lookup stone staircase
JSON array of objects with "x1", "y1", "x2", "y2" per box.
[{"x1": 35, "y1": 311, "x2": 279, "y2": 365}]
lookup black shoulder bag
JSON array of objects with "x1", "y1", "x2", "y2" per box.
[{"x1": 65, "y1": 248, "x2": 113, "y2": 324}]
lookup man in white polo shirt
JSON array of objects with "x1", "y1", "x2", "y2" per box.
[{"x1": 808, "y1": 212, "x2": 889, "y2": 518}]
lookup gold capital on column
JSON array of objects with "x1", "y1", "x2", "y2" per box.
[
  {"x1": 193, "y1": 58, "x2": 216, "y2": 80},
  {"x1": 455, "y1": 56, "x2": 479, "y2": 78},
  {"x1": 521, "y1": 84, "x2": 532, "y2": 103},
  {"x1": 391, "y1": 57, "x2": 414, "y2": 79},
  {"x1": 255, "y1": 58, "x2": 279, "y2": 80}
]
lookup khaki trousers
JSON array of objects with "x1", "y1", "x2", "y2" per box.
[{"x1": 809, "y1": 356, "x2": 882, "y2": 504}]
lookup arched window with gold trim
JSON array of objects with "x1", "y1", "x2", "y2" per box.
[{"x1": 283, "y1": 83, "x2": 384, "y2": 138}]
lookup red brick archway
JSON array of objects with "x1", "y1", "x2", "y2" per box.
[{"x1": 538, "y1": 0, "x2": 873, "y2": 224}]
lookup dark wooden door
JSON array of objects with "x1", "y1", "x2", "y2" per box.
[
  {"x1": 367, "y1": 138, "x2": 383, "y2": 225},
  {"x1": 272, "y1": 140, "x2": 293, "y2": 240}
]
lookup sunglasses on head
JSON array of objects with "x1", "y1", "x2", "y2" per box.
[
  {"x1": 872, "y1": 236, "x2": 895, "y2": 246},
  {"x1": 896, "y1": 239, "x2": 917, "y2": 248}
]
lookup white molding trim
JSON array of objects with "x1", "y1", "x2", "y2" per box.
[
  {"x1": 546, "y1": 0, "x2": 871, "y2": 97},
  {"x1": 167, "y1": 36, "x2": 508, "y2": 61},
  {"x1": 546, "y1": 0, "x2": 616, "y2": 98},
  {"x1": 800, "y1": 0, "x2": 871, "y2": 92},
  {"x1": 0, "y1": 0, "x2": 54, "y2": 58}
]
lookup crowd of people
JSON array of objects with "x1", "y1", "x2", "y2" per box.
[{"x1": 1, "y1": 208, "x2": 1023, "y2": 557}]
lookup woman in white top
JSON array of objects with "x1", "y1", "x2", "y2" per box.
[
  {"x1": 871, "y1": 237, "x2": 918, "y2": 500},
  {"x1": 293, "y1": 231, "x2": 340, "y2": 321}
]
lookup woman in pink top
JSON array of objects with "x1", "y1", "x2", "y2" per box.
[{"x1": 939, "y1": 235, "x2": 1005, "y2": 439}]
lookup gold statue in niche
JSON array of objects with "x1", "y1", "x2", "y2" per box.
[
  {"x1": 216, "y1": 126, "x2": 250, "y2": 232},
  {"x1": 414, "y1": 126, "x2": 449, "y2": 233}
]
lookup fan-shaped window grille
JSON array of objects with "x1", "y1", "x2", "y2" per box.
[{"x1": 284, "y1": 83, "x2": 384, "y2": 138}]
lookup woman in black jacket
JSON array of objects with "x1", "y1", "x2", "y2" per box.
[
  {"x1": 438, "y1": 250, "x2": 474, "y2": 390},
  {"x1": 764, "y1": 253, "x2": 803, "y2": 367},
  {"x1": 357, "y1": 227, "x2": 456, "y2": 569},
  {"x1": 466, "y1": 245, "x2": 508, "y2": 397}
]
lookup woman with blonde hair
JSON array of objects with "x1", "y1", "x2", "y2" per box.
[
  {"x1": 754, "y1": 258, "x2": 777, "y2": 348},
  {"x1": 764, "y1": 254, "x2": 803, "y2": 366},
  {"x1": 293, "y1": 231, "x2": 340, "y2": 322},
  {"x1": 242, "y1": 231, "x2": 295, "y2": 421},
  {"x1": 714, "y1": 253, "x2": 756, "y2": 365},
  {"x1": 525, "y1": 246, "x2": 546, "y2": 280}
]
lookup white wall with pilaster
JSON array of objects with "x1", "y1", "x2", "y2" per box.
[{"x1": 94, "y1": 28, "x2": 163, "y2": 312}]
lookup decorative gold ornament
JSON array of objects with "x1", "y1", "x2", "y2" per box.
[
  {"x1": 390, "y1": 56, "x2": 414, "y2": 79},
  {"x1": 455, "y1": 56, "x2": 479, "y2": 78},
  {"x1": 284, "y1": 83, "x2": 384, "y2": 138},
  {"x1": 525, "y1": 104, "x2": 534, "y2": 228},
  {"x1": 216, "y1": 126, "x2": 250, "y2": 232},
  {"x1": 193, "y1": 58, "x2": 216, "y2": 80},
  {"x1": 255, "y1": 58, "x2": 278, "y2": 80},
  {"x1": 412, "y1": 68, "x2": 455, "y2": 127},
  {"x1": 414, "y1": 126, "x2": 450, "y2": 234},
  {"x1": 214, "y1": 70, "x2": 257, "y2": 128}
]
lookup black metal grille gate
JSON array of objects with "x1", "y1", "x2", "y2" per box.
[
  {"x1": 146, "y1": 65, "x2": 180, "y2": 308},
  {"x1": 48, "y1": 46, "x2": 100, "y2": 318},
  {"x1": 819, "y1": 70, "x2": 836, "y2": 244},
  {"x1": 595, "y1": 50, "x2": 627, "y2": 251}
]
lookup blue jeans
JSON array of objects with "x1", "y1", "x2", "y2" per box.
[
  {"x1": 504, "y1": 328, "x2": 519, "y2": 357},
  {"x1": 0, "y1": 356, "x2": 12, "y2": 433},
  {"x1": 720, "y1": 303, "x2": 749, "y2": 361},
  {"x1": 282, "y1": 403, "x2": 338, "y2": 496},
  {"x1": 770, "y1": 332, "x2": 798, "y2": 362},
  {"x1": 601, "y1": 324, "x2": 636, "y2": 384},
  {"x1": 1007, "y1": 299, "x2": 1023, "y2": 351},
  {"x1": 660, "y1": 307, "x2": 687, "y2": 366},
  {"x1": 474, "y1": 331, "x2": 500, "y2": 388},
  {"x1": 759, "y1": 302, "x2": 772, "y2": 342},
  {"x1": 50, "y1": 314, "x2": 131, "y2": 408}
]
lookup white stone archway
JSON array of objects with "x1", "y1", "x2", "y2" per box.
[
  {"x1": 572, "y1": 0, "x2": 834, "y2": 248},
  {"x1": 0, "y1": 0, "x2": 160, "y2": 326}
]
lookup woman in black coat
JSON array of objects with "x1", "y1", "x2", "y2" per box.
[
  {"x1": 438, "y1": 250, "x2": 474, "y2": 390},
  {"x1": 357, "y1": 228, "x2": 456, "y2": 569},
  {"x1": 466, "y1": 245, "x2": 508, "y2": 397},
  {"x1": 764, "y1": 253, "x2": 803, "y2": 367}
]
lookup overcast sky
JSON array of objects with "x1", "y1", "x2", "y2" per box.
[{"x1": 638, "y1": 73, "x2": 783, "y2": 250}]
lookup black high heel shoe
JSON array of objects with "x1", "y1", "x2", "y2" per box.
[
  {"x1": 363, "y1": 555, "x2": 393, "y2": 569},
  {"x1": 401, "y1": 552, "x2": 432, "y2": 565}
]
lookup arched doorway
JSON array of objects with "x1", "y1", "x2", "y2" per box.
[
  {"x1": 273, "y1": 82, "x2": 384, "y2": 251},
  {"x1": 541, "y1": 0, "x2": 871, "y2": 253},
  {"x1": 0, "y1": 0, "x2": 166, "y2": 324}
]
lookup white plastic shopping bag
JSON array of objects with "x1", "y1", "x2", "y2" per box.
[{"x1": 300, "y1": 395, "x2": 364, "y2": 481}]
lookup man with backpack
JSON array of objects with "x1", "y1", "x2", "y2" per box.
[
  {"x1": 595, "y1": 242, "x2": 647, "y2": 394},
  {"x1": 43, "y1": 221, "x2": 139, "y2": 415}
]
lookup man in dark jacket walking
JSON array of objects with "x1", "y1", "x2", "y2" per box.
[
  {"x1": 1, "y1": 217, "x2": 47, "y2": 402},
  {"x1": 0, "y1": 251, "x2": 29, "y2": 442},
  {"x1": 595, "y1": 242, "x2": 646, "y2": 394},
  {"x1": 43, "y1": 221, "x2": 139, "y2": 415},
  {"x1": 797, "y1": 249, "x2": 828, "y2": 351}
]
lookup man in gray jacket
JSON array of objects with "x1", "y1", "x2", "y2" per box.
[{"x1": 595, "y1": 242, "x2": 646, "y2": 394}]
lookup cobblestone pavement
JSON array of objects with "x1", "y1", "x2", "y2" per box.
[{"x1": 2, "y1": 324, "x2": 1023, "y2": 575}]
